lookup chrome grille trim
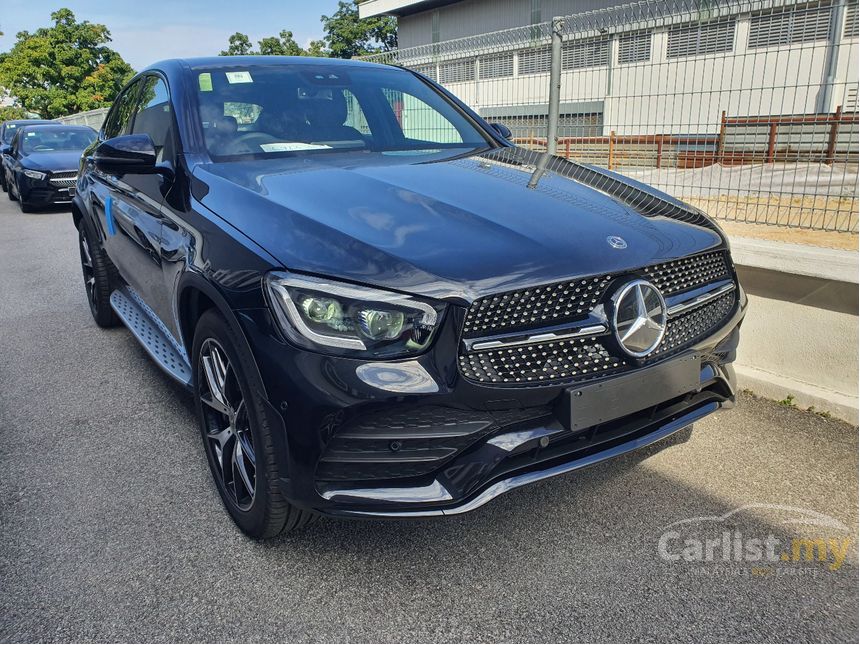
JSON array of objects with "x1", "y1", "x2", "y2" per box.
[
  {"x1": 667, "y1": 282, "x2": 736, "y2": 318},
  {"x1": 467, "y1": 324, "x2": 608, "y2": 353}
]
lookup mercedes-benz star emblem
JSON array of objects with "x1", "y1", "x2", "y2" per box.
[
  {"x1": 611, "y1": 279, "x2": 667, "y2": 357},
  {"x1": 607, "y1": 235, "x2": 627, "y2": 249}
]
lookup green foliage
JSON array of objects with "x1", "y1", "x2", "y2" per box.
[
  {"x1": 218, "y1": 1, "x2": 396, "y2": 60},
  {"x1": 221, "y1": 32, "x2": 254, "y2": 56},
  {"x1": 258, "y1": 30, "x2": 304, "y2": 56},
  {"x1": 778, "y1": 394, "x2": 796, "y2": 407},
  {"x1": 322, "y1": 1, "x2": 397, "y2": 59},
  {"x1": 0, "y1": 105, "x2": 28, "y2": 121},
  {"x1": 220, "y1": 29, "x2": 326, "y2": 57},
  {"x1": 0, "y1": 9, "x2": 134, "y2": 119}
]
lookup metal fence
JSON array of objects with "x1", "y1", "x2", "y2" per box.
[{"x1": 363, "y1": 0, "x2": 860, "y2": 233}]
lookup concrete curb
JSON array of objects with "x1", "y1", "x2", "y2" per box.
[
  {"x1": 731, "y1": 237, "x2": 859, "y2": 283},
  {"x1": 735, "y1": 365, "x2": 859, "y2": 425}
]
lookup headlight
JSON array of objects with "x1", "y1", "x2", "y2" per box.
[
  {"x1": 23, "y1": 169, "x2": 46, "y2": 180},
  {"x1": 264, "y1": 272, "x2": 446, "y2": 358}
]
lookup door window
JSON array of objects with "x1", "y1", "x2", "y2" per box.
[
  {"x1": 383, "y1": 89, "x2": 466, "y2": 144},
  {"x1": 103, "y1": 80, "x2": 141, "y2": 139},
  {"x1": 131, "y1": 76, "x2": 176, "y2": 162}
]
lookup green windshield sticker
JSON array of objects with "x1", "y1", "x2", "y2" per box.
[{"x1": 198, "y1": 73, "x2": 213, "y2": 92}]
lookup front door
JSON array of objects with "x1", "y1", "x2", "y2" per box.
[{"x1": 91, "y1": 74, "x2": 179, "y2": 336}]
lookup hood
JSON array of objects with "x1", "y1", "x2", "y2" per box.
[
  {"x1": 194, "y1": 146, "x2": 725, "y2": 303},
  {"x1": 22, "y1": 150, "x2": 82, "y2": 172}
]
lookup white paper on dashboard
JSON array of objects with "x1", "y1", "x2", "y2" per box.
[{"x1": 259, "y1": 142, "x2": 333, "y2": 152}]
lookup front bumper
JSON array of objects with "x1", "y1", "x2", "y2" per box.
[
  {"x1": 18, "y1": 174, "x2": 75, "y2": 205},
  {"x1": 237, "y1": 281, "x2": 747, "y2": 518}
]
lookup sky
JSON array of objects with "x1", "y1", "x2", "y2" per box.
[{"x1": 0, "y1": 0, "x2": 345, "y2": 70}]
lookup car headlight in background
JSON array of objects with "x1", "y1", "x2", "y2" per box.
[
  {"x1": 264, "y1": 272, "x2": 446, "y2": 358},
  {"x1": 23, "y1": 169, "x2": 47, "y2": 180}
]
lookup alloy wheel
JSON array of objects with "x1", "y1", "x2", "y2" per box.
[
  {"x1": 199, "y1": 338, "x2": 256, "y2": 511},
  {"x1": 78, "y1": 230, "x2": 97, "y2": 312}
]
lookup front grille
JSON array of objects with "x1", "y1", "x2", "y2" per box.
[
  {"x1": 462, "y1": 251, "x2": 729, "y2": 338},
  {"x1": 642, "y1": 251, "x2": 730, "y2": 296},
  {"x1": 459, "y1": 251, "x2": 737, "y2": 385},
  {"x1": 650, "y1": 291, "x2": 736, "y2": 358},
  {"x1": 460, "y1": 335, "x2": 628, "y2": 384},
  {"x1": 49, "y1": 171, "x2": 77, "y2": 187},
  {"x1": 462, "y1": 275, "x2": 611, "y2": 337}
]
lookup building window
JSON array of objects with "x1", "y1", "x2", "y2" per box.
[
  {"x1": 518, "y1": 48, "x2": 551, "y2": 75},
  {"x1": 479, "y1": 53, "x2": 514, "y2": 79},
  {"x1": 846, "y1": 1, "x2": 859, "y2": 38},
  {"x1": 562, "y1": 38, "x2": 611, "y2": 70},
  {"x1": 748, "y1": 2, "x2": 833, "y2": 49},
  {"x1": 618, "y1": 31, "x2": 652, "y2": 64},
  {"x1": 438, "y1": 59, "x2": 475, "y2": 83},
  {"x1": 413, "y1": 64, "x2": 438, "y2": 81},
  {"x1": 666, "y1": 18, "x2": 736, "y2": 58}
]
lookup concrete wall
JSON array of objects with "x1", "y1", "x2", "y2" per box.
[{"x1": 731, "y1": 238, "x2": 859, "y2": 423}]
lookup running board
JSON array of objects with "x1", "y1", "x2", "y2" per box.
[{"x1": 110, "y1": 288, "x2": 193, "y2": 388}]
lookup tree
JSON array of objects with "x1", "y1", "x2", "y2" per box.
[
  {"x1": 220, "y1": 30, "x2": 329, "y2": 58},
  {"x1": 220, "y1": 32, "x2": 254, "y2": 56},
  {"x1": 258, "y1": 30, "x2": 305, "y2": 56},
  {"x1": 0, "y1": 9, "x2": 134, "y2": 119},
  {"x1": 0, "y1": 105, "x2": 28, "y2": 121},
  {"x1": 321, "y1": 0, "x2": 397, "y2": 59}
]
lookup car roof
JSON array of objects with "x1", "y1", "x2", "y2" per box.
[
  {"x1": 144, "y1": 55, "x2": 389, "y2": 75},
  {"x1": 2, "y1": 119, "x2": 58, "y2": 127},
  {"x1": 17, "y1": 123, "x2": 95, "y2": 132}
]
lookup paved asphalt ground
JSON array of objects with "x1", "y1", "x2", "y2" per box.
[{"x1": 0, "y1": 197, "x2": 857, "y2": 643}]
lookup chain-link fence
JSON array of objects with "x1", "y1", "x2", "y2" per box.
[{"x1": 363, "y1": 0, "x2": 859, "y2": 233}]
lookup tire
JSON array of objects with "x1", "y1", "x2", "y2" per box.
[
  {"x1": 78, "y1": 216, "x2": 121, "y2": 327},
  {"x1": 8, "y1": 177, "x2": 18, "y2": 201},
  {"x1": 193, "y1": 309, "x2": 317, "y2": 538}
]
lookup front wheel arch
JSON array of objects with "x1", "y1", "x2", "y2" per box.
[{"x1": 176, "y1": 273, "x2": 270, "y2": 403}]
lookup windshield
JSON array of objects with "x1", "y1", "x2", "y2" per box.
[
  {"x1": 2, "y1": 124, "x2": 22, "y2": 144},
  {"x1": 20, "y1": 128, "x2": 96, "y2": 154},
  {"x1": 194, "y1": 64, "x2": 493, "y2": 159},
  {"x1": 21, "y1": 126, "x2": 96, "y2": 155}
]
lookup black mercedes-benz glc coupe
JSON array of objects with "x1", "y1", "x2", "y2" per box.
[{"x1": 72, "y1": 57, "x2": 746, "y2": 537}]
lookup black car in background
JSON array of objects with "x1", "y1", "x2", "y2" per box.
[
  {"x1": 72, "y1": 57, "x2": 746, "y2": 538},
  {"x1": 0, "y1": 119, "x2": 59, "y2": 192},
  {"x1": 4, "y1": 124, "x2": 96, "y2": 212}
]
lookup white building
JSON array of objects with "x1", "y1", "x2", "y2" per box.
[{"x1": 361, "y1": 0, "x2": 859, "y2": 149}]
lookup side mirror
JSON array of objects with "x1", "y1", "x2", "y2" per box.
[
  {"x1": 0, "y1": 144, "x2": 10, "y2": 157},
  {"x1": 490, "y1": 122, "x2": 513, "y2": 140},
  {"x1": 94, "y1": 134, "x2": 157, "y2": 175}
]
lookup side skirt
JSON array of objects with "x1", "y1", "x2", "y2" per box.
[{"x1": 110, "y1": 287, "x2": 193, "y2": 388}]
